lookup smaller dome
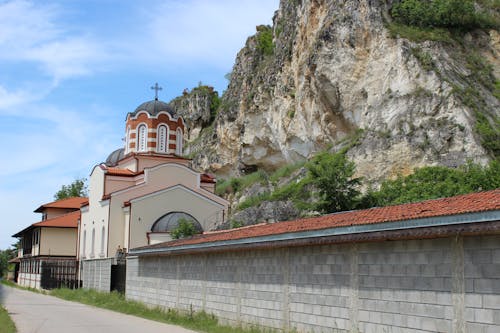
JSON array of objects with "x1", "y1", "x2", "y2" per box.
[
  {"x1": 128, "y1": 99, "x2": 176, "y2": 118},
  {"x1": 105, "y1": 148, "x2": 125, "y2": 166},
  {"x1": 151, "y1": 212, "x2": 203, "y2": 233}
]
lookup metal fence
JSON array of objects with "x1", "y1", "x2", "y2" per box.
[{"x1": 40, "y1": 259, "x2": 80, "y2": 290}]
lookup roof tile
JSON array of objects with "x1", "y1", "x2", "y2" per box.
[
  {"x1": 34, "y1": 197, "x2": 88, "y2": 212},
  {"x1": 139, "y1": 189, "x2": 500, "y2": 250}
]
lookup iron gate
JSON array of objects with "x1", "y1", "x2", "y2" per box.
[
  {"x1": 40, "y1": 259, "x2": 80, "y2": 289},
  {"x1": 110, "y1": 262, "x2": 126, "y2": 293}
]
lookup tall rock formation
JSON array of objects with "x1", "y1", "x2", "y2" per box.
[{"x1": 183, "y1": 0, "x2": 499, "y2": 183}]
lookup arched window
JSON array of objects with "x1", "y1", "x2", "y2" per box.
[
  {"x1": 100, "y1": 226, "x2": 105, "y2": 256},
  {"x1": 176, "y1": 128, "x2": 183, "y2": 155},
  {"x1": 91, "y1": 228, "x2": 95, "y2": 257},
  {"x1": 125, "y1": 127, "x2": 130, "y2": 154},
  {"x1": 157, "y1": 125, "x2": 168, "y2": 153},
  {"x1": 137, "y1": 124, "x2": 147, "y2": 152},
  {"x1": 151, "y1": 211, "x2": 203, "y2": 234}
]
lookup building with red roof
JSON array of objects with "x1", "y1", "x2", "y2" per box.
[
  {"x1": 79, "y1": 92, "x2": 228, "y2": 292},
  {"x1": 11, "y1": 197, "x2": 87, "y2": 289}
]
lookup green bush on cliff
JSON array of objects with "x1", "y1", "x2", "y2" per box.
[
  {"x1": 391, "y1": 0, "x2": 498, "y2": 30},
  {"x1": 368, "y1": 160, "x2": 500, "y2": 207},
  {"x1": 256, "y1": 25, "x2": 274, "y2": 56}
]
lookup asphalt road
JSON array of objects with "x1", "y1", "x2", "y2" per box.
[{"x1": 0, "y1": 284, "x2": 198, "y2": 333}]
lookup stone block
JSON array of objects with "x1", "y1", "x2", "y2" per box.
[
  {"x1": 465, "y1": 294, "x2": 483, "y2": 307},
  {"x1": 475, "y1": 308, "x2": 495, "y2": 324},
  {"x1": 483, "y1": 294, "x2": 500, "y2": 309}
]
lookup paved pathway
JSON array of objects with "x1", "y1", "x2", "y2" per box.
[{"x1": 0, "y1": 284, "x2": 198, "y2": 333}]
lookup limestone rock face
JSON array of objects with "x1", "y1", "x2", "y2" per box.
[
  {"x1": 169, "y1": 86, "x2": 217, "y2": 144},
  {"x1": 190, "y1": 0, "x2": 500, "y2": 182}
]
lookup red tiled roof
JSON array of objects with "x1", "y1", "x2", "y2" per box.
[
  {"x1": 34, "y1": 197, "x2": 88, "y2": 212},
  {"x1": 105, "y1": 167, "x2": 136, "y2": 176},
  {"x1": 201, "y1": 173, "x2": 216, "y2": 183},
  {"x1": 32, "y1": 211, "x2": 80, "y2": 228},
  {"x1": 13, "y1": 211, "x2": 80, "y2": 237},
  {"x1": 139, "y1": 189, "x2": 500, "y2": 250}
]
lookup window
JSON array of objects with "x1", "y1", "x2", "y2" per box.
[
  {"x1": 82, "y1": 230, "x2": 86, "y2": 257},
  {"x1": 151, "y1": 211, "x2": 202, "y2": 233},
  {"x1": 157, "y1": 125, "x2": 169, "y2": 153},
  {"x1": 91, "y1": 228, "x2": 95, "y2": 257},
  {"x1": 176, "y1": 128, "x2": 183, "y2": 155},
  {"x1": 33, "y1": 229, "x2": 39, "y2": 245},
  {"x1": 100, "y1": 226, "x2": 105, "y2": 256},
  {"x1": 125, "y1": 126, "x2": 130, "y2": 154},
  {"x1": 137, "y1": 124, "x2": 147, "y2": 152}
]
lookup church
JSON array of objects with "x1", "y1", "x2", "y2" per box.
[{"x1": 78, "y1": 85, "x2": 229, "y2": 291}]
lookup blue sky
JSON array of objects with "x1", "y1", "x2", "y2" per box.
[{"x1": 0, "y1": 0, "x2": 279, "y2": 249}]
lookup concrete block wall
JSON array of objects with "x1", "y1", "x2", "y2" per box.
[
  {"x1": 81, "y1": 258, "x2": 113, "y2": 292},
  {"x1": 126, "y1": 235, "x2": 500, "y2": 332},
  {"x1": 464, "y1": 236, "x2": 500, "y2": 333}
]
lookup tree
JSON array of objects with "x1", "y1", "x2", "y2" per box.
[
  {"x1": 170, "y1": 218, "x2": 199, "y2": 239},
  {"x1": 0, "y1": 244, "x2": 17, "y2": 278},
  {"x1": 54, "y1": 178, "x2": 88, "y2": 200},
  {"x1": 306, "y1": 151, "x2": 361, "y2": 213}
]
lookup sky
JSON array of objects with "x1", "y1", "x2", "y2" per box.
[{"x1": 0, "y1": 0, "x2": 280, "y2": 249}]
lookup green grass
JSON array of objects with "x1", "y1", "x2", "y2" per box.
[
  {"x1": 0, "y1": 305, "x2": 16, "y2": 333},
  {"x1": 494, "y1": 80, "x2": 500, "y2": 100},
  {"x1": 237, "y1": 192, "x2": 271, "y2": 210},
  {"x1": 0, "y1": 280, "x2": 44, "y2": 294},
  {"x1": 386, "y1": 23, "x2": 452, "y2": 42},
  {"x1": 216, "y1": 170, "x2": 268, "y2": 196},
  {"x1": 51, "y1": 288, "x2": 275, "y2": 333},
  {"x1": 269, "y1": 161, "x2": 305, "y2": 183}
]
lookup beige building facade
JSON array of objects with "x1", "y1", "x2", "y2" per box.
[{"x1": 12, "y1": 197, "x2": 86, "y2": 289}]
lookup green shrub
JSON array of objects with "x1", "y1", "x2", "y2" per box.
[
  {"x1": 476, "y1": 112, "x2": 500, "y2": 156},
  {"x1": 170, "y1": 218, "x2": 199, "y2": 239},
  {"x1": 391, "y1": 0, "x2": 493, "y2": 30},
  {"x1": 256, "y1": 25, "x2": 274, "y2": 56},
  {"x1": 305, "y1": 151, "x2": 361, "y2": 213},
  {"x1": 369, "y1": 160, "x2": 500, "y2": 206},
  {"x1": 411, "y1": 47, "x2": 435, "y2": 71}
]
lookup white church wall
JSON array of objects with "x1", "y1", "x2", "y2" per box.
[
  {"x1": 105, "y1": 176, "x2": 139, "y2": 196},
  {"x1": 80, "y1": 167, "x2": 109, "y2": 259}
]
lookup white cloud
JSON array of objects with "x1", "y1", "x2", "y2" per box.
[
  {"x1": 0, "y1": 0, "x2": 108, "y2": 82},
  {"x1": 0, "y1": 85, "x2": 32, "y2": 110},
  {"x1": 135, "y1": 0, "x2": 279, "y2": 68}
]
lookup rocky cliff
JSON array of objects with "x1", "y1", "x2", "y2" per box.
[{"x1": 176, "y1": 0, "x2": 500, "y2": 184}]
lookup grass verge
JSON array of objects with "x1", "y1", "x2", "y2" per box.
[
  {"x1": 0, "y1": 280, "x2": 44, "y2": 294},
  {"x1": 0, "y1": 305, "x2": 16, "y2": 333},
  {"x1": 51, "y1": 288, "x2": 274, "y2": 333}
]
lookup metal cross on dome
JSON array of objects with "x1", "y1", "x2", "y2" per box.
[{"x1": 151, "y1": 82, "x2": 163, "y2": 100}]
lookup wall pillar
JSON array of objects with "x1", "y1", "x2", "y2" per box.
[
  {"x1": 452, "y1": 236, "x2": 465, "y2": 333},
  {"x1": 349, "y1": 243, "x2": 359, "y2": 333},
  {"x1": 282, "y1": 247, "x2": 290, "y2": 331}
]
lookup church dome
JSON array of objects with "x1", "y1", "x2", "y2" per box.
[
  {"x1": 151, "y1": 212, "x2": 203, "y2": 233},
  {"x1": 105, "y1": 148, "x2": 125, "y2": 166},
  {"x1": 128, "y1": 99, "x2": 176, "y2": 118}
]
